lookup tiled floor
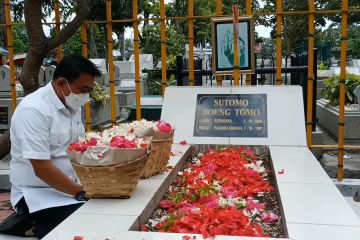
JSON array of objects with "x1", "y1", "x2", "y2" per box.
[{"x1": 0, "y1": 192, "x2": 13, "y2": 222}]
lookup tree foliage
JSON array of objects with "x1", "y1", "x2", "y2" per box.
[
  {"x1": 261, "y1": 0, "x2": 327, "y2": 52},
  {"x1": 140, "y1": 23, "x2": 186, "y2": 64},
  {"x1": 166, "y1": 0, "x2": 260, "y2": 47},
  {"x1": 320, "y1": 0, "x2": 360, "y2": 25},
  {"x1": 316, "y1": 24, "x2": 360, "y2": 59},
  {"x1": 12, "y1": 25, "x2": 29, "y2": 54}
]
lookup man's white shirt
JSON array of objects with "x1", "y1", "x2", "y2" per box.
[{"x1": 10, "y1": 82, "x2": 85, "y2": 213}]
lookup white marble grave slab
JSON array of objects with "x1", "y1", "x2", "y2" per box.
[
  {"x1": 43, "y1": 144, "x2": 191, "y2": 239},
  {"x1": 287, "y1": 223, "x2": 360, "y2": 240},
  {"x1": 42, "y1": 213, "x2": 138, "y2": 240},
  {"x1": 270, "y1": 146, "x2": 333, "y2": 184},
  {"x1": 278, "y1": 182, "x2": 360, "y2": 226},
  {"x1": 162, "y1": 86, "x2": 306, "y2": 146},
  {"x1": 76, "y1": 177, "x2": 165, "y2": 216},
  {"x1": 161, "y1": 86, "x2": 231, "y2": 145},
  {"x1": 41, "y1": 142, "x2": 360, "y2": 240},
  {"x1": 230, "y1": 86, "x2": 306, "y2": 146}
]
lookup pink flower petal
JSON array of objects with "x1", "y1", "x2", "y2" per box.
[{"x1": 260, "y1": 212, "x2": 279, "y2": 223}]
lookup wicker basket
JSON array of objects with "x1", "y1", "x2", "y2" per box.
[
  {"x1": 140, "y1": 133, "x2": 174, "y2": 179},
  {"x1": 71, "y1": 151, "x2": 150, "y2": 198}
]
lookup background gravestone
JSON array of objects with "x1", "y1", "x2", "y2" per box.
[
  {"x1": 38, "y1": 66, "x2": 46, "y2": 86},
  {"x1": 114, "y1": 61, "x2": 135, "y2": 80},
  {"x1": 95, "y1": 70, "x2": 108, "y2": 86},
  {"x1": 0, "y1": 65, "x2": 11, "y2": 92},
  {"x1": 90, "y1": 58, "x2": 107, "y2": 71},
  {"x1": 129, "y1": 54, "x2": 153, "y2": 71},
  {"x1": 45, "y1": 65, "x2": 56, "y2": 84}
]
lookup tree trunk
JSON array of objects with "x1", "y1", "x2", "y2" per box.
[
  {"x1": 88, "y1": 24, "x2": 98, "y2": 58},
  {"x1": 21, "y1": 51, "x2": 47, "y2": 95},
  {"x1": 0, "y1": 0, "x2": 91, "y2": 161},
  {"x1": 20, "y1": 0, "x2": 90, "y2": 95}
]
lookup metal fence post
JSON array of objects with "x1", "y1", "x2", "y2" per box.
[
  {"x1": 275, "y1": 0, "x2": 283, "y2": 86},
  {"x1": 176, "y1": 55, "x2": 183, "y2": 86},
  {"x1": 188, "y1": 0, "x2": 195, "y2": 86},
  {"x1": 132, "y1": 0, "x2": 141, "y2": 120},
  {"x1": 81, "y1": 23, "x2": 92, "y2": 131}
]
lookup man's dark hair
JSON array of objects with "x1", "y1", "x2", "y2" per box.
[{"x1": 53, "y1": 54, "x2": 101, "y2": 83}]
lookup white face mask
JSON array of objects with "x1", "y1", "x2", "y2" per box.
[{"x1": 63, "y1": 81, "x2": 90, "y2": 111}]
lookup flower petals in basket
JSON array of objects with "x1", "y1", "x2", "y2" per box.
[
  {"x1": 114, "y1": 119, "x2": 175, "y2": 178},
  {"x1": 117, "y1": 119, "x2": 174, "y2": 141},
  {"x1": 67, "y1": 133, "x2": 152, "y2": 199},
  {"x1": 67, "y1": 135, "x2": 152, "y2": 167}
]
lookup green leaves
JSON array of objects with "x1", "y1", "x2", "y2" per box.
[
  {"x1": 90, "y1": 82, "x2": 107, "y2": 106},
  {"x1": 321, "y1": 73, "x2": 360, "y2": 106},
  {"x1": 141, "y1": 23, "x2": 186, "y2": 64}
]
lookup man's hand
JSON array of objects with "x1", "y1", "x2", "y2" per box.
[{"x1": 30, "y1": 160, "x2": 83, "y2": 197}]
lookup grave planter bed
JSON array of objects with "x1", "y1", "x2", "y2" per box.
[
  {"x1": 141, "y1": 145, "x2": 287, "y2": 239},
  {"x1": 316, "y1": 99, "x2": 360, "y2": 140}
]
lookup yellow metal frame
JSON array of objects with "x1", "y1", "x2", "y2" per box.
[
  {"x1": 245, "y1": 0, "x2": 252, "y2": 86},
  {"x1": 54, "y1": 0, "x2": 63, "y2": 62},
  {"x1": 306, "y1": 0, "x2": 315, "y2": 146},
  {"x1": 105, "y1": 0, "x2": 117, "y2": 126},
  {"x1": 188, "y1": 0, "x2": 195, "y2": 87},
  {"x1": 1, "y1": 8, "x2": 359, "y2": 27},
  {"x1": 2, "y1": 0, "x2": 355, "y2": 181},
  {"x1": 81, "y1": 23, "x2": 92, "y2": 132},
  {"x1": 160, "y1": 0, "x2": 167, "y2": 95},
  {"x1": 336, "y1": 0, "x2": 348, "y2": 181},
  {"x1": 4, "y1": 0, "x2": 16, "y2": 111},
  {"x1": 132, "y1": 0, "x2": 141, "y2": 120},
  {"x1": 232, "y1": 4, "x2": 240, "y2": 86}
]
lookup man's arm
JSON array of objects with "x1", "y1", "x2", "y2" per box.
[{"x1": 30, "y1": 160, "x2": 82, "y2": 197}]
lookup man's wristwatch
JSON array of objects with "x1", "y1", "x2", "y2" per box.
[{"x1": 75, "y1": 191, "x2": 86, "y2": 201}]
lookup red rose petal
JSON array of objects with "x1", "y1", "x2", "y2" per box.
[
  {"x1": 180, "y1": 140, "x2": 188, "y2": 145},
  {"x1": 278, "y1": 169, "x2": 285, "y2": 174},
  {"x1": 140, "y1": 224, "x2": 148, "y2": 231}
]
